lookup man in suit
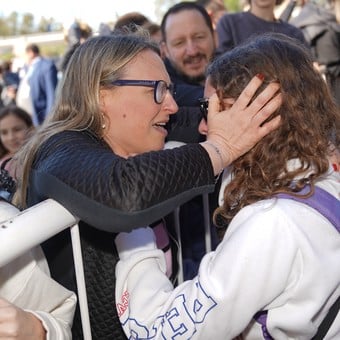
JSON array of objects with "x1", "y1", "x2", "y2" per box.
[{"x1": 17, "y1": 44, "x2": 58, "y2": 125}]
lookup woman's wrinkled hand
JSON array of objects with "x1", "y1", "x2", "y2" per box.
[
  {"x1": 0, "y1": 297, "x2": 46, "y2": 339},
  {"x1": 205, "y1": 75, "x2": 282, "y2": 170}
]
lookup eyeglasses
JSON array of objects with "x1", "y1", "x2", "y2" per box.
[
  {"x1": 111, "y1": 80, "x2": 174, "y2": 104},
  {"x1": 198, "y1": 97, "x2": 209, "y2": 121}
]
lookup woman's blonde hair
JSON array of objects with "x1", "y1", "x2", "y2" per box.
[{"x1": 14, "y1": 30, "x2": 159, "y2": 208}]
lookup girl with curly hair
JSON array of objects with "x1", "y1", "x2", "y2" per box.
[{"x1": 115, "y1": 33, "x2": 340, "y2": 339}]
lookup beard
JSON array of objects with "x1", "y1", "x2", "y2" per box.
[
  {"x1": 179, "y1": 71, "x2": 206, "y2": 85},
  {"x1": 168, "y1": 54, "x2": 208, "y2": 86}
]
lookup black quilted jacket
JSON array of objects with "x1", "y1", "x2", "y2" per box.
[{"x1": 27, "y1": 130, "x2": 215, "y2": 339}]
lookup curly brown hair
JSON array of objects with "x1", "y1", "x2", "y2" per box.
[{"x1": 209, "y1": 33, "x2": 339, "y2": 230}]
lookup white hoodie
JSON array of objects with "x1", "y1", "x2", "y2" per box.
[{"x1": 115, "y1": 165, "x2": 340, "y2": 339}]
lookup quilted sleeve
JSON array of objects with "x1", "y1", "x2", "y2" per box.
[{"x1": 28, "y1": 131, "x2": 215, "y2": 232}]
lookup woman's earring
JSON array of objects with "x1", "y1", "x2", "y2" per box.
[{"x1": 101, "y1": 114, "x2": 106, "y2": 129}]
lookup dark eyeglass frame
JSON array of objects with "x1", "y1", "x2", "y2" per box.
[
  {"x1": 198, "y1": 97, "x2": 209, "y2": 121},
  {"x1": 111, "y1": 79, "x2": 174, "y2": 104}
]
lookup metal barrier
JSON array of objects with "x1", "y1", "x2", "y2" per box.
[
  {"x1": 0, "y1": 196, "x2": 213, "y2": 339},
  {"x1": 0, "y1": 199, "x2": 93, "y2": 338}
]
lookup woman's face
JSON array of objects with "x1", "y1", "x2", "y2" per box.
[
  {"x1": 0, "y1": 114, "x2": 30, "y2": 156},
  {"x1": 100, "y1": 49, "x2": 178, "y2": 157}
]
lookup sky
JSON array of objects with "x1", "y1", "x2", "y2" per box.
[{"x1": 0, "y1": 0, "x2": 159, "y2": 30}]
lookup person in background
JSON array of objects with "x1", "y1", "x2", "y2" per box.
[
  {"x1": 114, "y1": 32, "x2": 340, "y2": 340},
  {"x1": 0, "y1": 165, "x2": 76, "y2": 339},
  {"x1": 216, "y1": 0, "x2": 307, "y2": 56},
  {"x1": 98, "y1": 22, "x2": 113, "y2": 36},
  {"x1": 113, "y1": 12, "x2": 162, "y2": 46},
  {"x1": 0, "y1": 61, "x2": 20, "y2": 107},
  {"x1": 290, "y1": 0, "x2": 340, "y2": 106},
  {"x1": 195, "y1": 0, "x2": 228, "y2": 31},
  {"x1": 16, "y1": 43, "x2": 58, "y2": 126},
  {"x1": 59, "y1": 20, "x2": 93, "y2": 74},
  {"x1": 144, "y1": 21, "x2": 163, "y2": 46},
  {"x1": 64, "y1": 20, "x2": 93, "y2": 49},
  {"x1": 160, "y1": 2, "x2": 216, "y2": 144},
  {"x1": 14, "y1": 31, "x2": 281, "y2": 339},
  {"x1": 0, "y1": 61, "x2": 19, "y2": 89},
  {"x1": 114, "y1": 11, "x2": 150, "y2": 31},
  {"x1": 160, "y1": 2, "x2": 220, "y2": 280},
  {"x1": 0, "y1": 106, "x2": 33, "y2": 169}
]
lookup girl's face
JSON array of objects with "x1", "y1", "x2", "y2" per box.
[
  {"x1": 198, "y1": 77, "x2": 235, "y2": 135},
  {"x1": 0, "y1": 114, "x2": 30, "y2": 156}
]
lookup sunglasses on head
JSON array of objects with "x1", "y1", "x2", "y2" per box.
[{"x1": 198, "y1": 97, "x2": 209, "y2": 121}]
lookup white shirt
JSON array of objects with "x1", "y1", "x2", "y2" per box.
[
  {"x1": 16, "y1": 57, "x2": 41, "y2": 116},
  {"x1": 115, "y1": 166, "x2": 340, "y2": 339}
]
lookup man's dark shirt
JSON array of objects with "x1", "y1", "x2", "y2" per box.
[{"x1": 164, "y1": 58, "x2": 205, "y2": 143}]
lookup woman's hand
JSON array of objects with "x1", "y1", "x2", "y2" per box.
[
  {"x1": 202, "y1": 75, "x2": 282, "y2": 174},
  {"x1": 0, "y1": 298, "x2": 46, "y2": 339}
]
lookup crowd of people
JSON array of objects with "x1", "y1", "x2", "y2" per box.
[{"x1": 0, "y1": 0, "x2": 339, "y2": 339}]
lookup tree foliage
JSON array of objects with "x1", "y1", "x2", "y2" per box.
[
  {"x1": 153, "y1": 0, "x2": 242, "y2": 22},
  {"x1": 0, "y1": 0, "x2": 244, "y2": 38},
  {"x1": 19, "y1": 13, "x2": 35, "y2": 35},
  {"x1": 225, "y1": 0, "x2": 242, "y2": 12},
  {"x1": 0, "y1": 11, "x2": 62, "y2": 37},
  {"x1": 155, "y1": 0, "x2": 179, "y2": 21}
]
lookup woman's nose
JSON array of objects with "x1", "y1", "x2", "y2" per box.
[{"x1": 165, "y1": 92, "x2": 179, "y2": 115}]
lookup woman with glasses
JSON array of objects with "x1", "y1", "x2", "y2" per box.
[
  {"x1": 14, "y1": 30, "x2": 281, "y2": 338},
  {"x1": 115, "y1": 33, "x2": 340, "y2": 339}
]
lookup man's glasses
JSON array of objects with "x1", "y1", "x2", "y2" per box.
[
  {"x1": 111, "y1": 80, "x2": 174, "y2": 104},
  {"x1": 198, "y1": 97, "x2": 209, "y2": 121}
]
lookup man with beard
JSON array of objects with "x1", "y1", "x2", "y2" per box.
[
  {"x1": 160, "y1": 2, "x2": 216, "y2": 144},
  {"x1": 160, "y1": 2, "x2": 219, "y2": 281}
]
